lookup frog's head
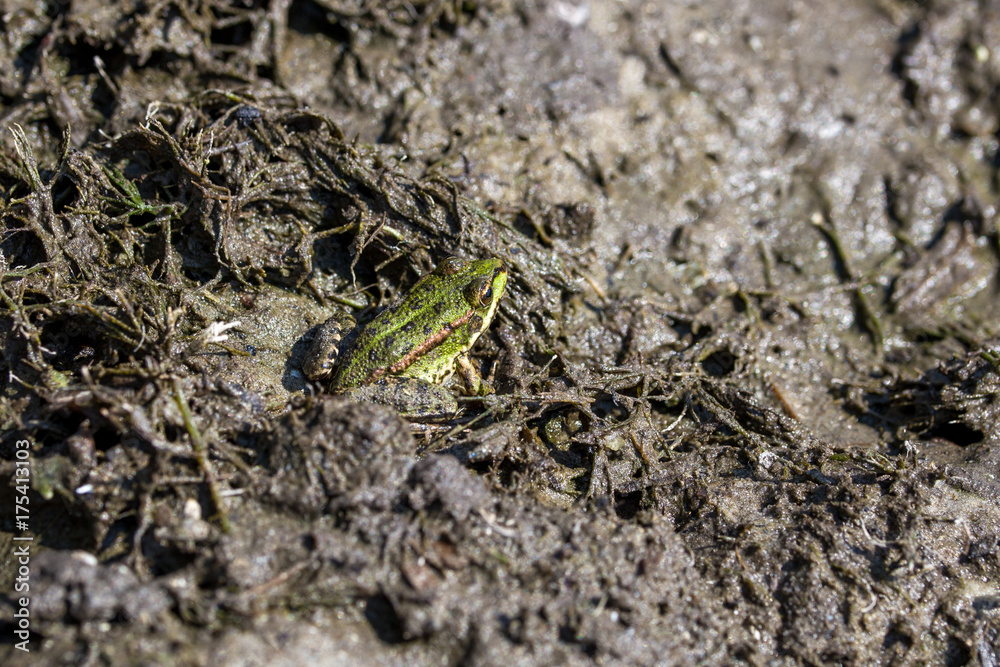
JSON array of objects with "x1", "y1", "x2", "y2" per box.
[
  {"x1": 418, "y1": 256, "x2": 507, "y2": 349},
  {"x1": 438, "y1": 256, "x2": 507, "y2": 331}
]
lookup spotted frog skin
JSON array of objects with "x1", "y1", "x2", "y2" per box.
[{"x1": 303, "y1": 256, "x2": 508, "y2": 419}]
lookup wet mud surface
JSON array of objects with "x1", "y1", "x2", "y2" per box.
[{"x1": 1, "y1": 0, "x2": 999, "y2": 664}]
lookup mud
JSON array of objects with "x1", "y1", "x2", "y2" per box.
[{"x1": 1, "y1": 0, "x2": 999, "y2": 665}]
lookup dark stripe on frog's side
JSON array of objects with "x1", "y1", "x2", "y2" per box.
[{"x1": 362, "y1": 310, "x2": 479, "y2": 384}]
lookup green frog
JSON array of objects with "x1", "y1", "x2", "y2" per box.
[{"x1": 303, "y1": 256, "x2": 508, "y2": 419}]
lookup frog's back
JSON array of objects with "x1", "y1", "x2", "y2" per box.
[{"x1": 330, "y1": 301, "x2": 444, "y2": 389}]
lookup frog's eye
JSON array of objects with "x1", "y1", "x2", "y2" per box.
[
  {"x1": 435, "y1": 257, "x2": 466, "y2": 275},
  {"x1": 464, "y1": 277, "x2": 494, "y2": 308},
  {"x1": 465, "y1": 278, "x2": 493, "y2": 308}
]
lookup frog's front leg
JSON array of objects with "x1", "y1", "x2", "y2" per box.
[{"x1": 456, "y1": 354, "x2": 493, "y2": 396}]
